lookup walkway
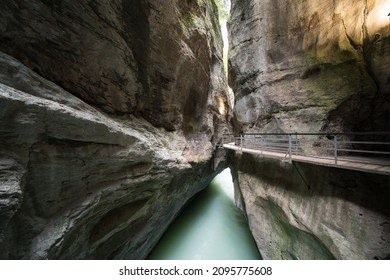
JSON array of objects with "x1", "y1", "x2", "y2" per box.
[{"x1": 222, "y1": 132, "x2": 390, "y2": 175}]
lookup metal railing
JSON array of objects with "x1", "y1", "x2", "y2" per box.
[{"x1": 222, "y1": 132, "x2": 390, "y2": 166}]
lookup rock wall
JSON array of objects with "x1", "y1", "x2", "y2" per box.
[
  {"x1": 232, "y1": 154, "x2": 390, "y2": 260},
  {"x1": 229, "y1": 0, "x2": 390, "y2": 259},
  {"x1": 0, "y1": 0, "x2": 230, "y2": 259},
  {"x1": 0, "y1": 0, "x2": 229, "y2": 133},
  {"x1": 229, "y1": 0, "x2": 390, "y2": 133}
]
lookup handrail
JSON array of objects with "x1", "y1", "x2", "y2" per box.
[
  {"x1": 221, "y1": 132, "x2": 390, "y2": 167},
  {"x1": 222, "y1": 132, "x2": 390, "y2": 136}
]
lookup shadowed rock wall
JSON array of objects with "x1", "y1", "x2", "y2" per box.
[
  {"x1": 0, "y1": 0, "x2": 229, "y2": 132},
  {"x1": 0, "y1": 0, "x2": 230, "y2": 259},
  {"x1": 232, "y1": 154, "x2": 390, "y2": 260}
]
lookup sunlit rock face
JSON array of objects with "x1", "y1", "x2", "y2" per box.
[
  {"x1": 0, "y1": 0, "x2": 230, "y2": 259},
  {"x1": 229, "y1": 0, "x2": 390, "y2": 133},
  {"x1": 229, "y1": 0, "x2": 390, "y2": 259}
]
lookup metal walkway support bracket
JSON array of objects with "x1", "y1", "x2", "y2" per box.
[{"x1": 240, "y1": 134, "x2": 243, "y2": 154}]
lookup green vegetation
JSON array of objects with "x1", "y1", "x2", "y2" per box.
[
  {"x1": 183, "y1": 11, "x2": 197, "y2": 30},
  {"x1": 214, "y1": 0, "x2": 230, "y2": 21}
]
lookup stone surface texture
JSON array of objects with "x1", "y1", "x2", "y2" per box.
[
  {"x1": 232, "y1": 154, "x2": 390, "y2": 260},
  {"x1": 229, "y1": 0, "x2": 390, "y2": 133},
  {"x1": 0, "y1": 0, "x2": 229, "y2": 132},
  {"x1": 229, "y1": 0, "x2": 390, "y2": 259},
  {"x1": 0, "y1": 0, "x2": 230, "y2": 259}
]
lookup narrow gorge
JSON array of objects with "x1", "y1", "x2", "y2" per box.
[{"x1": 0, "y1": 0, "x2": 389, "y2": 260}]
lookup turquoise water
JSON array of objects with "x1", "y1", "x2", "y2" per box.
[{"x1": 148, "y1": 169, "x2": 262, "y2": 260}]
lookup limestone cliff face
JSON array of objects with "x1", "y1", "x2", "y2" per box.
[
  {"x1": 229, "y1": 0, "x2": 390, "y2": 133},
  {"x1": 232, "y1": 155, "x2": 390, "y2": 260},
  {"x1": 0, "y1": 0, "x2": 228, "y2": 132},
  {"x1": 0, "y1": 0, "x2": 230, "y2": 259},
  {"x1": 229, "y1": 0, "x2": 390, "y2": 259}
]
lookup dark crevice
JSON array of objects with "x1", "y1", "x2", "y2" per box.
[{"x1": 46, "y1": 137, "x2": 123, "y2": 148}]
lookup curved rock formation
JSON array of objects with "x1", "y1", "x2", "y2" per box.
[
  {"x1": 0, "y1": 0, "x2": 230, "y2": 259},
  {"x1": 229, "y1": 0, "x2": 390, "y2": 259},
  {"x1": 2, "y1": 0, "x2": 388, "y2": 261}
]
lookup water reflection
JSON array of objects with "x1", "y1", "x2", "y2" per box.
[{"x1": 148, "y1": 169, "x2": 261, "y2": 260}]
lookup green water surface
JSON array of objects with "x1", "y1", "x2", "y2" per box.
[{"x1": 148, "y1": 169, "x2": 262, "y2": 260}]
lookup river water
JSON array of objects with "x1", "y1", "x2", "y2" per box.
[{"x1": 148, "y1": 169, "x2": 261, "y2": 260}]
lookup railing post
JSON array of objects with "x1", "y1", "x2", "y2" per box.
[
  {"x1": 288, "y1": 134, "x2": 292, "y2": 163},
  {"x1": 295, "y1": 132, "x2": 298, "y2": 155},
  {"x1": 334, "y1": 135, "x2": 338, "y2": 165},
  {"x1": 260, "y1": 136, "x2": 263, "y2": 155},
  {"x1": 240, "y1": 134, "x2": 243, "y2": 153}
]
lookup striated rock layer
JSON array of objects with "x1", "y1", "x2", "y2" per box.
[
  {"x1": 0, "y1": 0, "x2": 229, "y2": 132},
  {"x1": 0, "y1": 0, "x2": 230, "y2": 259},
  {"x1": 229, "y1": 0, "x2": 390, "y2": 259},
  {"x1": 229, "y1": 0, "x2": 390, "y2": 133}
]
